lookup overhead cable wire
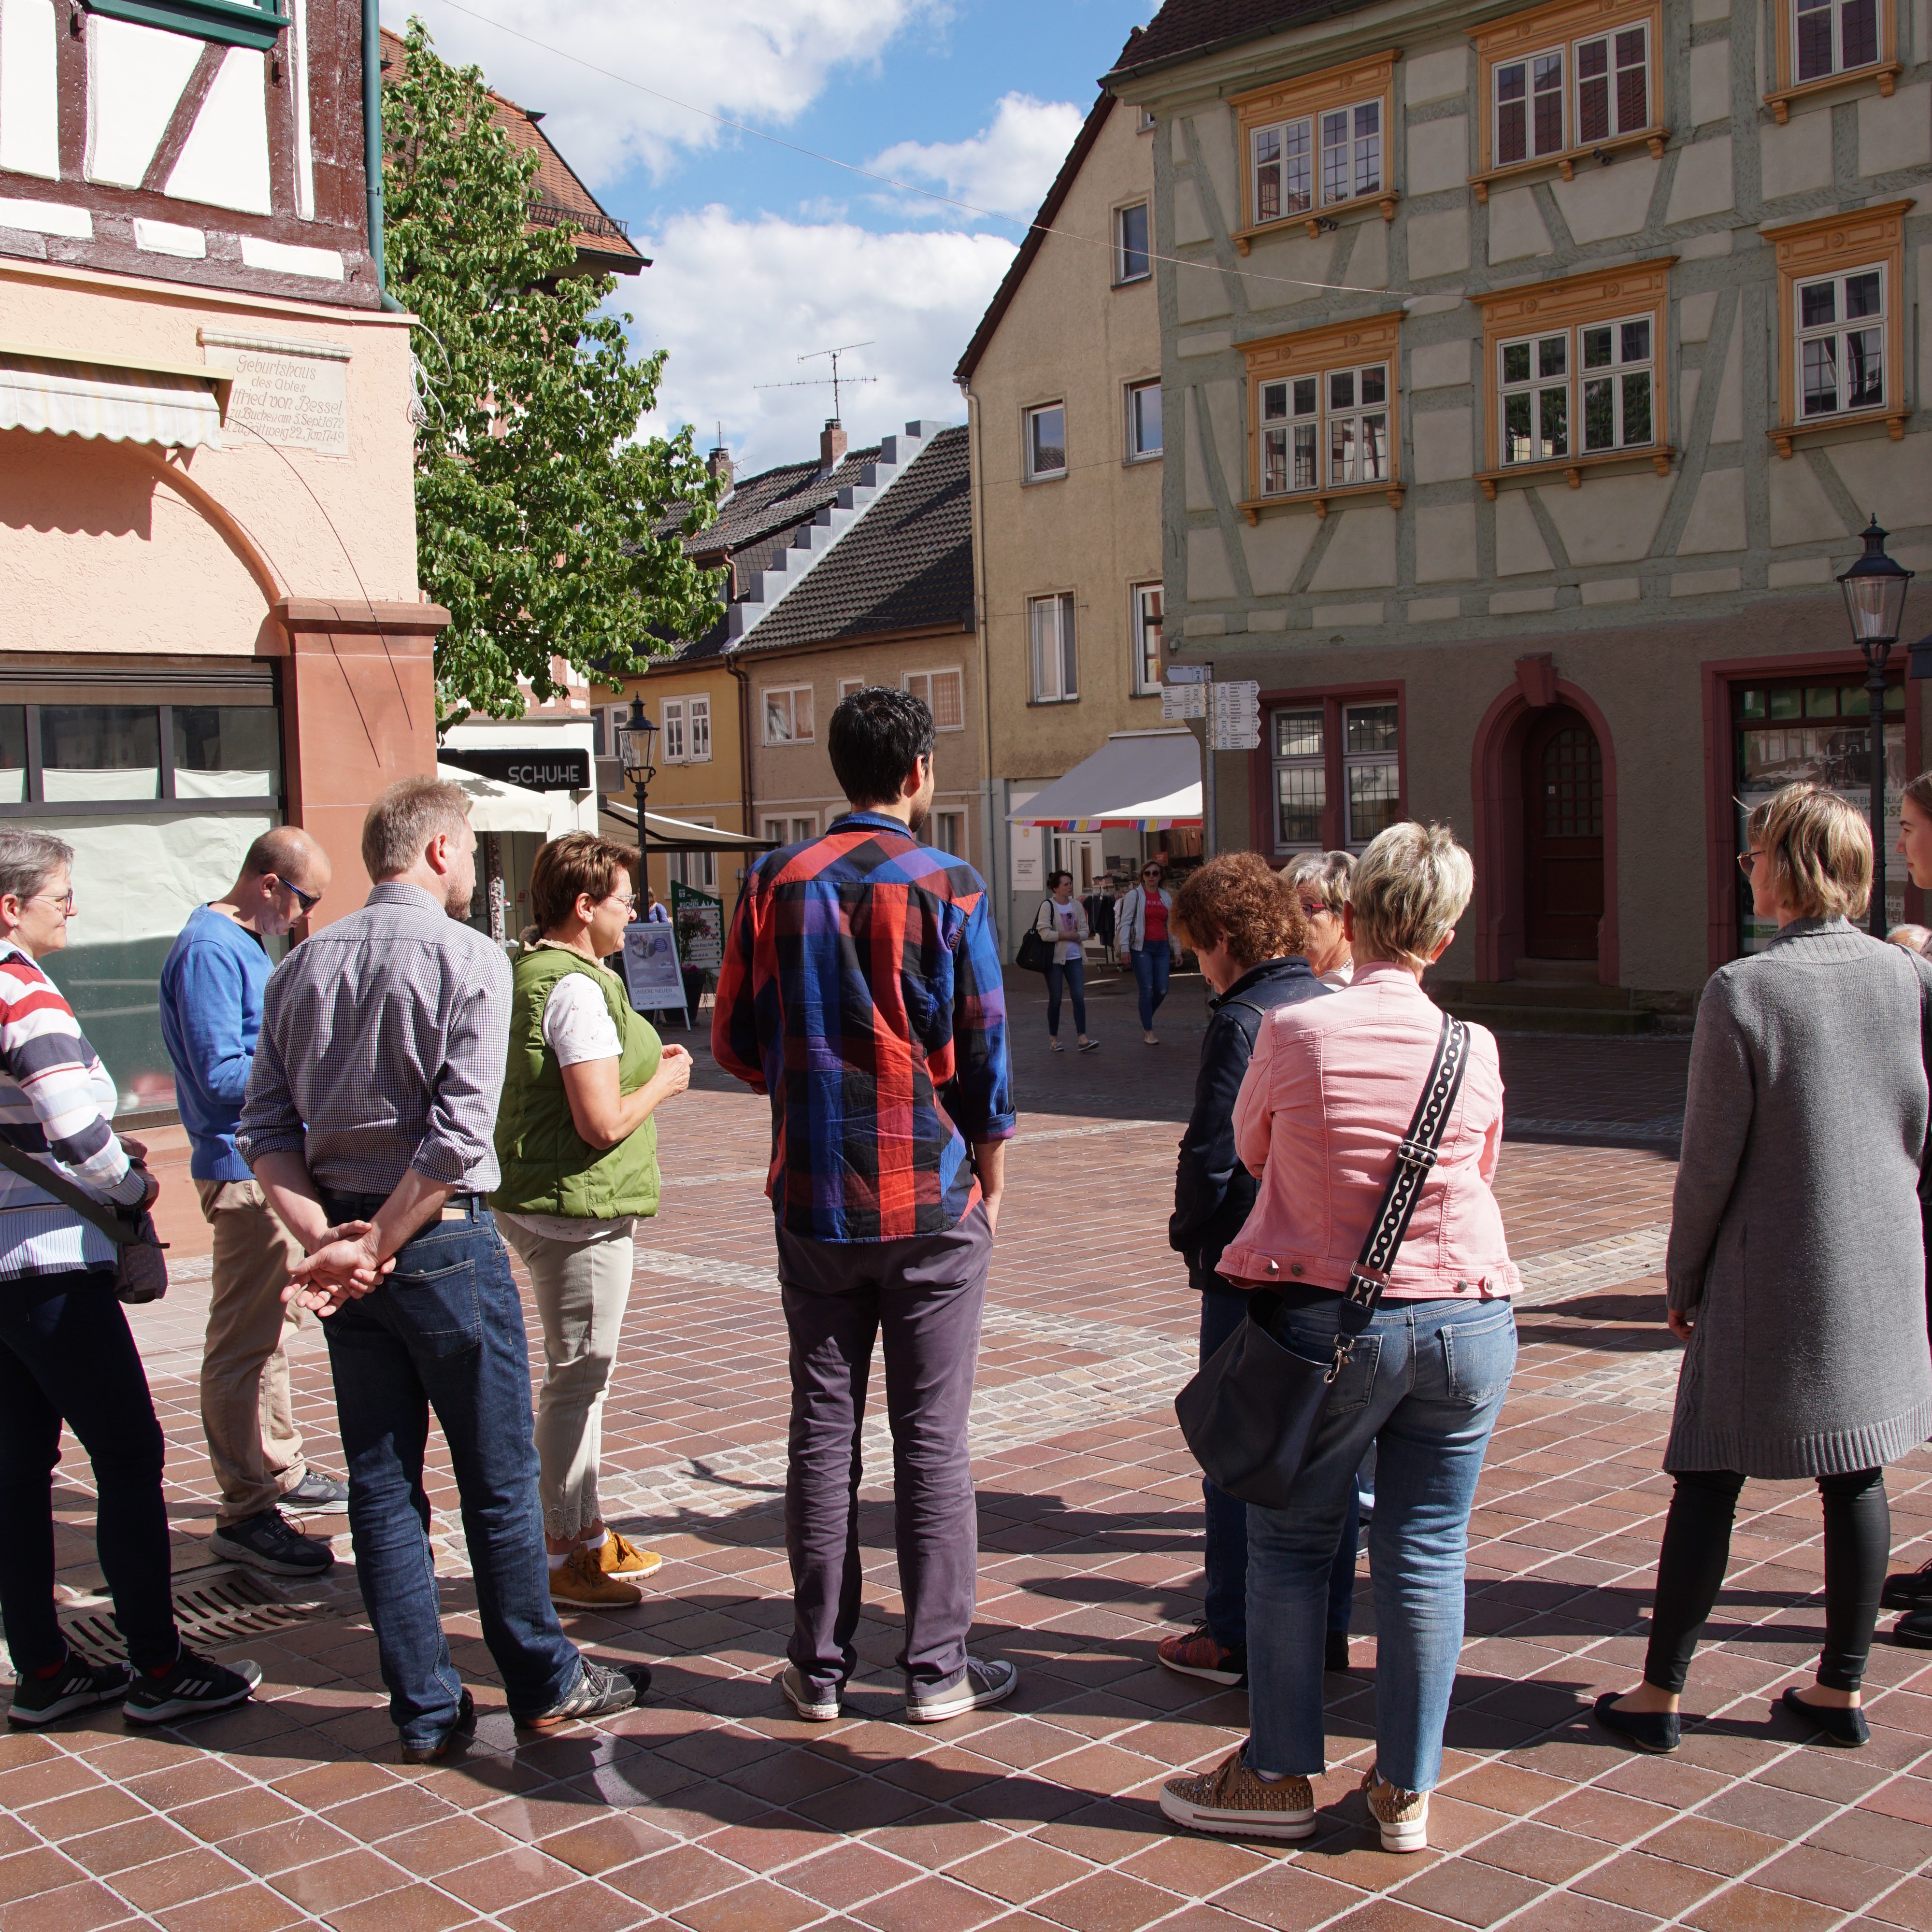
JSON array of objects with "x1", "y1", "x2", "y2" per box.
[{"x1": 427, "y1": 0, "x2": 1405, "y2": 301}]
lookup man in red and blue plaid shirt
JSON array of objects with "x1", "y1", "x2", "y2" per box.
[{"x1": 714, "y1": 685, "x2": 1017, "y2": 1726}]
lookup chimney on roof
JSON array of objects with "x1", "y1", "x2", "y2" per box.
[
  {"x1": 707, "y1": 441, "x2": 733, "y2": 498},
  {"x1": 820, "y1": 418, "x2": 848, "y2": 471}
]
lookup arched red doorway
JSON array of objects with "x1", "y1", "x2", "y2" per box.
[
  {"x1": 1520, "y1": 707, "x2": 1604, "y2": 960},
  {"x1": 1469, "y1": 666, "x2": 1619, "y2": 986}
]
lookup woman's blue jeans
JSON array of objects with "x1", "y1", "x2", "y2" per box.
[
  {"x1": 1246, "y1": 1293, "x2": 1518, "y2": 1792},
  {"x1": 1131, "y1": 942, "x2": 1171, "y2": 1030},
  {"x1": 1046, "y1": 956, "x2": 1087, "y2": 1038}
]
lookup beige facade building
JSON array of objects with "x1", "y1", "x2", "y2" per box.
[
  {"x1": 1111, "y1": 0, "x2": 1932, "y2": 1014},
  {"x1": 956, "y1": 79, "x2": 1185, "y2": 948}
]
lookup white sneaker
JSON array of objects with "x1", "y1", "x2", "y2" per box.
[
  {"x1": 775, "y1": 1663, "x2": 841, "y2": 1722},
  {"x1": 906, "y1": 1656, "x2": 1016, "y2": 1723},
  {"x1": 1362, "y1": 1769, "x2": 1429, "y2": 1852}
]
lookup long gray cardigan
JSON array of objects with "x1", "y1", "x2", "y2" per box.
[{"x1": 1665, "y1": 917, "x2": 1932, "y2": 1477}]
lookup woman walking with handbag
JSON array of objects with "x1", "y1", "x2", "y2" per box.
[
  {"x1": 0, "y1": 830, "x2": 262, "y2": 1730},
  {"x1": 1597, "y1": 784, "x2": 1932, "y2": 1749},
  {"x1": 1033, "y1": 872, "x2": 1097, "y2": 1052},
  {"x1": 494, "y1": 835, "x2": 692, "y2": 1611},
  {"x1": 1159, "y1": 823, "x2": 1517, "y2": 1852}
]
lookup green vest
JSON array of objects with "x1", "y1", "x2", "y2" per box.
[{"x1": 493, "y1": 945, "x2": 663, "y2": 1221}]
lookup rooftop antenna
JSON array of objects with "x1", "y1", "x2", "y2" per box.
[{"x1": 753, "y1": 340, "x2": 879, "y2": 423}]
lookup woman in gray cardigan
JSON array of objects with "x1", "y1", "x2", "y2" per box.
[{"x1": 1598, "y1": 782, "x2": 1932, "y2": 1755}]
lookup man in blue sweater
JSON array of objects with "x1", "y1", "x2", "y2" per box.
[{"x1": 160, "y1": 826, "x2": 343, "y2": 1578}]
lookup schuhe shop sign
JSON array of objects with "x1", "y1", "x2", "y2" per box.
[{"x1": 441, "y1": 747, "x2": 591, "y2": 792}]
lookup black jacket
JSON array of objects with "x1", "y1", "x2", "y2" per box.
[{"x1": 1169, "y1": 955, "x2": 1330, "y2": 1292}]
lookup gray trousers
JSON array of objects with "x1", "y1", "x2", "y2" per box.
[{"x1": 775, "y1": 1204, "x2": 991, "y2": 1694}]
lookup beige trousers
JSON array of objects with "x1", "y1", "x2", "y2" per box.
[
  {"x1": 497, "y1": 1216, "x2": 634, "y2": 1540},
  {"x1": 196, "y1": 1178, "x2": 307, "y2": 1525}
]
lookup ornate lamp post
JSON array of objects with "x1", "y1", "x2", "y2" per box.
[
  {"x1": 615, "y1": 695, "x2": 659, "y2": 900},
  {"x1": 1836, "y1": 516, "x2": 1913, "y2": 938}
]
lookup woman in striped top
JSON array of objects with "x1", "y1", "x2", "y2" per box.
[{"x1": 0, "y1": 829, "x2": 258, "y2": 1732}]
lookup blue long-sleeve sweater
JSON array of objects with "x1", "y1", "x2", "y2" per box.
[{"x1": 159, "y1": 905, "x2": 270, "y2": 1181}]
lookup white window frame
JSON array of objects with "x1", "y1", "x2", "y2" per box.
[
  {"x1": 687, "y1": 693, "x2": 711, "y2": 763},
  {"x1": 1115, "y1": 201, "x2": 1151, "y2": 284},
  {"x1": 1494, "y1": 46, "x2": 1567, "y2": 167},
  {"x1": 1317, "y1": 99, "x2": 1383, "y2": 205},
  {"x1": 1132, "y1": 583, "x2": 1164, "y2": 696},
  {"x1": 671, "y1": 819, "x2": 717, "y2": 892},
  {"x1": 660, "y1": 697, "x2": 687, "y2": 764},
  {"x1": 1499, "y1": 313, "x2": 1656, "y2": 466},
  {"x1": 1793, "y1": 0, "x2": 1882, "y2": 83},
  {"x1": 931, "y1": 810, "x2": 966, "y2": 856},
  {"x1": 761, "y1": 684, "x2": 814, "y2": 746},
  {"x1": 838, "y1": 677, "x2": 864, "y2": 701},
  {"x1": 903, "y1": 668, "x2": 966, "y2": 732},
  {"x1": 1029, "y1": 593, "x2": 1078, "y2": 704},
  {"x1": 1126, "y1": 380, "x2": 1162, "y2": 461},
  {"x1": 1796, "y1": 264, "x2": 1887, "y2": 419},
  {"x1": 1137, "y1": 104, "x2": 1157, "y2": 132},
  {"x1": 1574, "y1": 21, "x2": 1650, "y2": 143},
  {"x1": 1499, "y1": 328, "x2": 1573, "y2": 464},
  {"x1": 1259, "y1": 363, "x2": 1391, "y2": 497},
  {"x1": 1251, "y1": 116, "x2": 1314, "y2": 225},
  {"x1": 1025, "y1": 402, "x2": 1067, "y2": 482},
  {"x1": 1342, "y1": 702, "x2": 1401, "y2": 848},
  {"x1": 790, "y1": 814, "x2": 817, "y2": 843},
  {"x1": 1272, "y1": 706, "x2": 1327, "y2": 853}
]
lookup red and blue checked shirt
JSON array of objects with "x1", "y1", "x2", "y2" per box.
[{"x1": 713, "y1": 810, "x2": 1015, "y2": 1243}]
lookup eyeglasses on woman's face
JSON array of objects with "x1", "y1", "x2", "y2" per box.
[
  {"x1": 28, "y1": 887, "x2": 74, "y2": 914},
  {"x1": 1299, "y1": 898, "x2": 1333, "y2": 922}
]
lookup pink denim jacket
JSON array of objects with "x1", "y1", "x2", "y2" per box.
[{"x1": 1217, "y1": 963, "x2": 1519, "y2": 1300}]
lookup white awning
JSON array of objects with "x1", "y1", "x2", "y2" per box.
[
  {"x1": 601, "y1": 798, "x2": 776, "y2": 848},
  {"x1": 0, "y1": 345, "x2": 229, "y2": 449},
  {"x1": 1008, "y1": 730, "x2": 1203, "y2": 830},
  {"x1": 438, "y1": 764, "x2": 574, "y2": 838}
]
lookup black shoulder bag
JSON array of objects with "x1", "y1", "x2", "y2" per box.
[
  {"x1": 0, "y1": 1138, "x2": 169, "y2": 1304},
  {"x1": 1015, "y1": 900, "x2": 1054, "y2": 974},
  {"x1": 1175, "y1": 1009, "x2": 1469, "y2": 1509}
]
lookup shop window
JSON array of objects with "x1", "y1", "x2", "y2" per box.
[
  {"x1": 1732, "y1": 674, "x2": 1904, "y2": 950},
  {"x1": 1029, "y1": 594, "x2": 1078, "y2": 703},
  {"x1": 904, "y1": 669, "x2": 965, "y2": 731},
  {"x1": 1470, "y1": 0, "x2": 1664, "y2": 200},
  {"x1": 83, "y1": 0, "x2": 289, "y2": 53},
  {"x1": 762, "y1": 685, "x2": 814, "y2": 745},
  {"x1": 1242, "y1": 313, "x2": 1405, "y2": 519},
  {"x1": 1767, "y1": 0, "x2": 1897, "y2": 117},
  {"x1": 41, "y1": 705, "x2": 159, "y2": 802},
  {"x1": 1476, "y1": 258, "x2": 1672, "y2": 492},
  {"x1": 1025, "y1": 403, "x2": 1067, "y2": 481},
  {"x1": 172, "y1": 706, "x2": 281, "y2": 800},
  {"x1": 1233, "y1": 49, "x2": 1398, "y2": 250},
  {"x1": 0, "y1": 709, "x2": 23, "y2": 804},
  {"x1": 1132, "y1": 583, "x2": 1163, "y2": 696},
  {"x1": 1270, "y1": 695, "x2": 1402, "y2": 853}
]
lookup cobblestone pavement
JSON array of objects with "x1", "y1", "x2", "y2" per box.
[{"x1": 7, "y1": 1007, "x2": 1930, "y2": 1932}]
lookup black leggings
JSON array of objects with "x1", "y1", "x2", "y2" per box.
[{"x1": 1643, "y1": 1467, "x2": 1889, "y2": 1694}]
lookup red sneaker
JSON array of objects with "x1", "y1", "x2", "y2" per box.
[{"x1": 1157, "y1": 1624, "x2": 1247, "y2": 1686}]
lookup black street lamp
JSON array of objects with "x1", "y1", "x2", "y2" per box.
[
  {"x1": 1837, "y1": 516, "x2": 1913, "y2": 938},
  {"x1": 615, "y1": 695, "x2": 659, "y2": 890}
]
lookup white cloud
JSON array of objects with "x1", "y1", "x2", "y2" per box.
[
  {"x1": 870, "y1": 93, "x2": 1087, "y2": 221},
  {"x1": 384, "y1": 0, "x2": 943, "y2": 184},
  {"x1": 622, "y1": 206, "x2": 1014, "y2": 475}
]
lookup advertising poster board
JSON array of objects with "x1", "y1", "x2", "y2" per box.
[
  {"x1": 670, "y1": 881, "x2": 724, "y2": 971},
  {"x1": 621, "y1": 921, "x2": 687, "y2": 1022}
]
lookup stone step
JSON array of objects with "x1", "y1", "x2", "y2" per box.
[
  {"x1": 1437, "y1": 998, "x2": 1657, "y2": 1037},
  {"x1": 1427, "y1": 977, "x2": 1636, "y2": 1012}
]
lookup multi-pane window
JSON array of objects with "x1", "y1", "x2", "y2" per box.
[
  {"x1": 1497, "y1": 50, "x2": 1566, "y2": 165},
  {"x1": 1251, "y1": 96, "x2": 1380, "y2": 222},
  {"x1": 1320, "y1": 102, "x2": 1382, "y2": 204},
  {"x1": 1501, "y1": 316, "x2": 1654, "y2": 465},
  {"x1": 1116, "y1": 203, "x2": 1150, "y2": 283},
  {"x1": 1795, "y1": 0, "x2": 1880, "y2": 81},
  {"x1": 1025, "y1": 403, "x2": 1066, "y2": 480},
  {"x1": 1344, "y1": 705, "x2": 1401, "y2": 845},
  {"x1": 1127, "y1": 381, "x2": 1162, "y2": 459},
  {"x1": 904, "y1": 669, "x2": 965, "y2": 731},
  {"x1": 1273, "y1": 709, "x2": 1326, "y2": 848},
  {"x1": 1259, "y1": 364, "x2": 1389, "y2": 495},
  {"x1": 1575, "y1": 26, "x2": 1649, "y2": 141},
  {"x1": 1252, "y1": 120, "x2": 1313, "y2": 224},
  {"x1": 1132, "y1": 584, "x2": 1164, "y2": 695},
  {"x1": 1029, "y1": 593, "x2": 1078, "y2": 703},
  {"x1": 687, "y1": 694, "x2": 711, "y2": 762},
  {"x1": 1797, "y1": 268, "x2": 1885, "y2": 417},
  {"x1": 762, "y1": 685, "x2": 814, "y2": 745},
  {"x1": 660, "y1": 697, "x2": 687, "y2": 763},
  {"x1": 1272, "y1": 700, "x2": 1401, "y2": 852}
]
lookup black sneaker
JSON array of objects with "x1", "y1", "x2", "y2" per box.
[
  {"x1": 516, "y1": 1658, "x2": 647, "y2": 1732},
  {"x1": 6, "y1": 1652, "x2": 131, "y2": 1728},
  {"x1": 281, "y1": 1469, "x2": 350, "y2": 1514},
  {"x1": 400, "y1": 1688, "x2": 476, "y2": 1764},
  {"x1": 124, "y1": 1649, "x2": 261, "y2": 1726},
  {"x1": 208, "y1": 1508, "x2": 334, "y2": 1577}
]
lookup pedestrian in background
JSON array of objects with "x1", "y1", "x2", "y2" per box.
[
  {"x1": 241, "y1": 778, "x2": 643, "y2": 1762},
  {"x1": 158, "y1": 826, "x2": 345, "y2": 1584},
  {"x1": 1161, "y1": 822, "x2": 1517, "y2": 1853},
  {"x1": 1034, "y1": 872, "x2": 1096, "y2": 1052},
  {"x1": 494, "y1": 834, "x2": 692, "y2": 1613},
  {"x1": 1282, "y1": 852, "x2": 1356, "y2": 987},
  {"x1": 1598, "y1": 783, "x2": 1932, "y2": 1748},
  {"x1": 0, "y1": 829, "x2": 260, "y2": 1731},
  {"x1": 1118, "y1": 861, "x2": 1175, "y2": 1044},
  {"x1": 715, "y1": 686, "x2": 1018, "y2": 1726},
  {"x1": 1158, "y1": 855, "x2": 1327, "y2": 1691}
]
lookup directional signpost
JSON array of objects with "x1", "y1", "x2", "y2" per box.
[{"x1": 1209, "y1": 679, "x2": 1262, "y2": 752}]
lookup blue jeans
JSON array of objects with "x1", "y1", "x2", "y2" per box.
[
  {"x1": 1131, "y1": 943, "x2": 1171, "y2": 1030},
  {"x1": 320, "y1": 1193, "x2": 579, "y2": 1745},
  {"x1": 0, "y1": 1270, "x2": 178, "y2": 1675},
  {"x1": 1046, "y1": 956, "x2": 1087, "y2": 1038},
  {"x1": 1247, "y1": 1293, "x2": 1517, "y2": 1791},
  {"x1": 1201, "y1": 1288, "x2": 1358, "y2": 1651}
]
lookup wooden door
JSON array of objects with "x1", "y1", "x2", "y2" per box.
[{"x1": 1521, "y1": 707, "x2": 1604, "y2": 960}]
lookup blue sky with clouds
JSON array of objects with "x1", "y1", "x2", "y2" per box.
[{"x1": 383, "y1": 0, "x2": 1153, "y2": 471}]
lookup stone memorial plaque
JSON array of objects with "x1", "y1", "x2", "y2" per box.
[{"x1": 201, "y1": 334, "x2": 350, "y2": 457}]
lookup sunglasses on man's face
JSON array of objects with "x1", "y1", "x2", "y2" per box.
[{"x1": 282, "y1": 880, "x2": 321, "y2": 913}]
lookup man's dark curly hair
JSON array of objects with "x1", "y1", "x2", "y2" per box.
[
  {"x1": 1172, "y1": 852, "x2": 1309, "y2": 968},
  {"x1": 829, "y1": 686, "x2": 936, "y2": 808}
]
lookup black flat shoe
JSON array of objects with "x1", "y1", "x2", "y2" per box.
[
  {"x1": 1880, "y1": 1560, "x2": 1932, "y2": 1610},
  {"x1": 1780, "y1": 1687, "x2": 1868, "y2": 1747},
  {"x1": 1592, "y1": 1690, "x2": 1680, "y2": 1754},
  {"x1": 1891, "y1": 1606, "x2": 1932, "y2": 1649}
]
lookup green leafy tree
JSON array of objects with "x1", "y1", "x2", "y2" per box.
[{"x1": 382, "y1": 18, "x2": 721, "y2": 717}]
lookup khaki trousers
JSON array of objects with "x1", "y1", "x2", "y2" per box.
[{"x1": 196, "y1": 1178, "x2": 307, "y2": 1525}]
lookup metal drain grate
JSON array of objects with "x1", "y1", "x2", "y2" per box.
[{"x1": 58, "y1": 1568, "x2": 321, "y2": 1665}]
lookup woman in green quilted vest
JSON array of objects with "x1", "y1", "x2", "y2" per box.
[{"x1": 494, "y1": 834, "x2": 692, "y2": 1612}]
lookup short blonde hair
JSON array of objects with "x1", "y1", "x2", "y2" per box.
[
  {"x1": 1281, "y1": 850, "x2": 1354, "y2": 914},
  {"x1": 1746, "y1": 781, "x2": 1871, "y2": 922},
  {"x1": 1351, "y1": 822, "x2": 1474, "y2": 968}
]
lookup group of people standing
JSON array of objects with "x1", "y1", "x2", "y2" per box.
[{"x1": 3, "y1": 680, "x2": 1932, "y2": 1866}]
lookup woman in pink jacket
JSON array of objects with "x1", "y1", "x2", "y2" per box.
[{"x1": 1160, "y1": 822, "x2": 1517, "y2": 1855}]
